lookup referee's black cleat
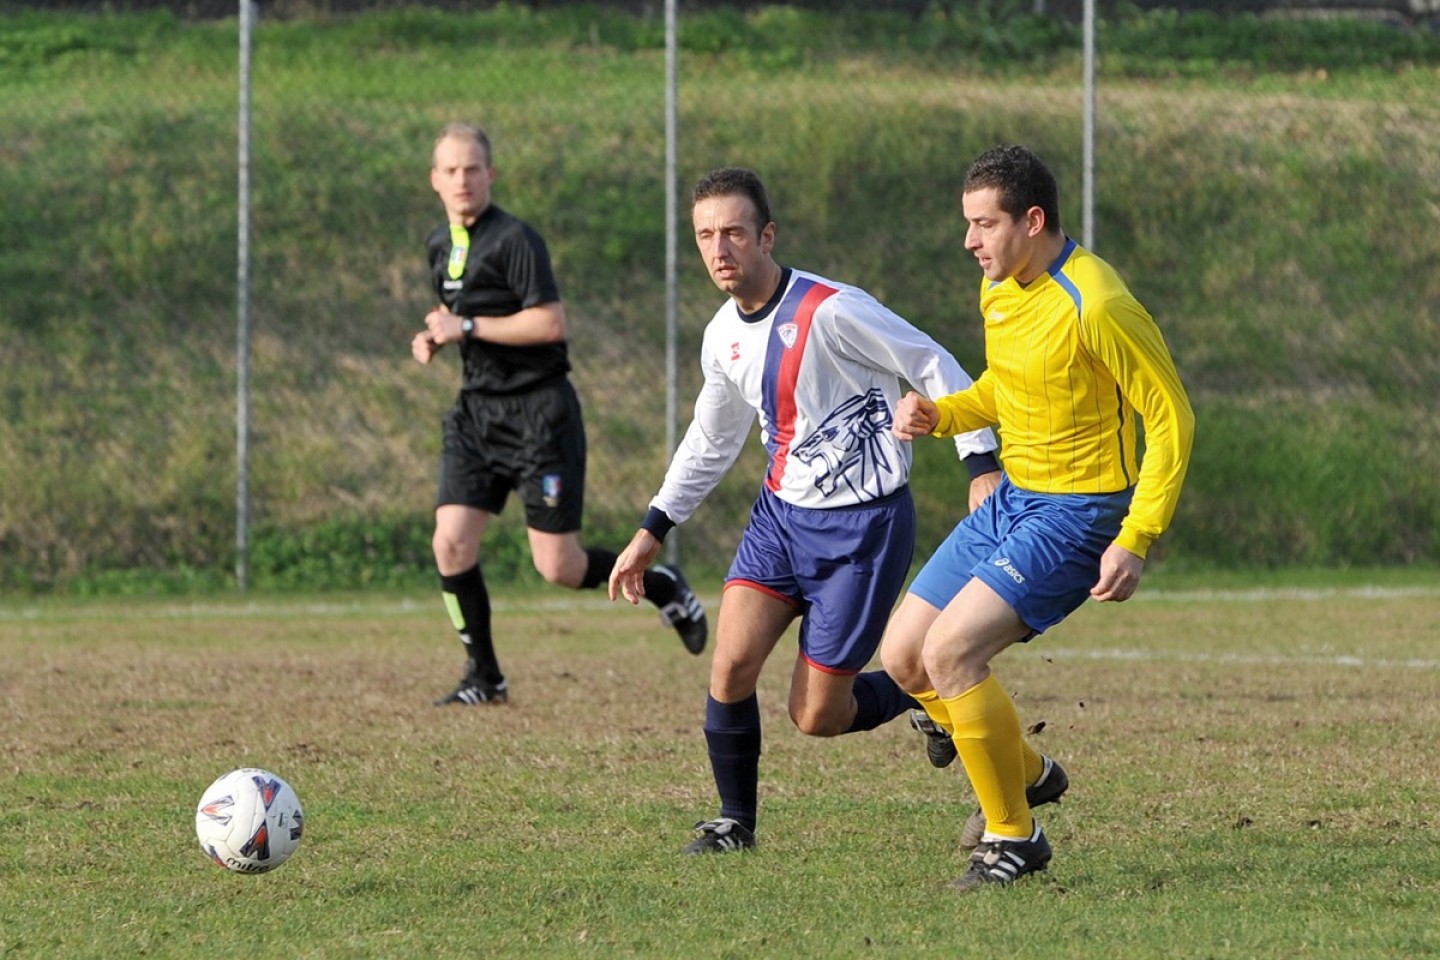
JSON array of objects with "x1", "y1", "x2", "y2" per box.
[
  {"x1": 654, "y1": 564, "x2": 708, "y2": 655},
  {"x1": 909, "y1": 709, "x2": 959, "y2": 768},
  {"x1": 682, "y1": 817, "x2": 756, "y2": 855},
  {"x1": 958, "y1": 755, "x2": 1069, "y2": 854},
  {"x1": 433, "y1": 676, "x2": 509, "y2": 706}
]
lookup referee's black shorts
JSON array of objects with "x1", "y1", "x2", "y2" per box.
[{"x1": 435, "y1": 378, "x2": 586, "y2": 534}]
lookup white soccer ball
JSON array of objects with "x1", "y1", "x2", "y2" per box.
[{"x1": 195, "y1": 767, "x2": 305, "y2": 873}]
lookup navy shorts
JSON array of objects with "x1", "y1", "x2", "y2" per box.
[
  {"x1": 435, "y1": 378, "x2": 586, "y2": 534},
  {"x1": 727, "y1": 486, "x2": 916, "y2": 674},
  {"x1": 909, "y1": 477, "x2": 1134, "y2": 637}
]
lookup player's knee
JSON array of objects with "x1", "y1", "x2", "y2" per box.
[
  {"x1": 789, "y1": 701, "x2": 847, "y2": 737},
  {"x1": 431, "y1": 531, "x2": 473, "y2": 572},
  {"x1": 921, "y1": 637, "x2": 988, "y2": 689},
  {"x1": 709, "y1": 659, "x2": 762, "y2": 703},
  {"x1": 921, "y1": 639, "x2": 956, "y2": 680},
  {"x1": 880, "y1": 641, "x2": 925, "y2": 691},
  {"x1": 531, "y1": 555, "x2": 570, "y2": 587}
]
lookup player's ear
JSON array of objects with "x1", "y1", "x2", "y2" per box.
[{"x1": 1026, "y1": 205, "x2": 1046, "y2": 238}]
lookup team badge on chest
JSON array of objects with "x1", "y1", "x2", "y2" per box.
[{"x1": 777, "y1": 323, "x2": 799, "y2": 348}]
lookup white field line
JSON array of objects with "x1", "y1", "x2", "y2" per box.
[
  {"x1": 1036, "y1": 646, "x2": 1440, "y2": 671},
  {"x1": 2, "y1": 581, "x2": 1440, "y2": 679},
  {"x1": 0, "y1": 583, "x2": 1435, "y2": 631},
  {"x1": 1128, "y1": 585, "x2": 1440, "y2": 603},
  {"x1": 0, "y1": 594, "x2": 662, "y2": 623}
]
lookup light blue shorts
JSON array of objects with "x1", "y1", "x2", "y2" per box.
[{"x1": 909, "y1": 478, "x2": 1134, "y2": 638}]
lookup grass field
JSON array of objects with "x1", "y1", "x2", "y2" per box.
[{"x1": 3, "y1": 577, "x2": 1439, "y2": 959}]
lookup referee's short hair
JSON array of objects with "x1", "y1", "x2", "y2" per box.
[{"x1": 436, "y1": 122, "x2": 493, "y2": 167}]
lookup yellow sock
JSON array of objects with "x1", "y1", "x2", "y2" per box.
[
  {"x1": 922, "y1": 688, "x2": 1043, "y2": 782},
  {"x1": 912, "y1": 689, "x2": 952, "y2": 733},
  {"x1": 1021, "y1": 738, "x2": 1043, "y2": 786},
  {"x1": 942, "y1": 674, "x2": 1032, "y2": 839}
]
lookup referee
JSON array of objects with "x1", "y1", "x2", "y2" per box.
[{"x1": 412, "y1": 122, "x2": 706, "y2": 706}]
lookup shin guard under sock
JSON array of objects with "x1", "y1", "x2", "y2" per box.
[
  {"x1": 847, "y1": 670, "x2": 914, "y2": 733},
  {"x1": 439, "y1": 565, "x2": 502, "y2": 685},
  {"x1": 703, "y1": 694, "x2": 762, "y2": 831}
]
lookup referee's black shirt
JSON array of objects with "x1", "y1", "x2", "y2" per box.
[{"x1": 427, "y1": 204, "x2": 571, "y2": 395}]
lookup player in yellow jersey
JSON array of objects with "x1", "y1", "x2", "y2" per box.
[{"x1": 881, "y1": 144, "x2": 1195, "y2": 891}]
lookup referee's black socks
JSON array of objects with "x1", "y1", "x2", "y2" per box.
[{"x1": 581, "y1": 548, "x2": 679, "y2": 607}]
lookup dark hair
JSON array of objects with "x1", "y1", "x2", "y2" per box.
[
  {"x1": 435, "y1": 122, "x2": 493, "y2": 167},
  {"x1": 963, "y1": 145, "x2": 1062, "y2": 235},
  {"x1": 691, "y1": 167, "x2": 772, "y2": 231}
]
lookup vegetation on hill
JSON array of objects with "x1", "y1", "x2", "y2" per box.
[{"x1": 1, "y1": 4, "x2": 1437, "y2": 592}]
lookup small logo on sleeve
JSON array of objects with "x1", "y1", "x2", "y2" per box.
[{"x1": 542, "y1": 474, "x2": 563, "y2": 508}]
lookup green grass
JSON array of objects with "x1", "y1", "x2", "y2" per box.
[{"x1": 3, "y1": 578, "x2": 1438, "y2": 958}]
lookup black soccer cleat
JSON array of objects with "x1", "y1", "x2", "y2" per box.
[
  {"x1": 433, "y1": 676, "x2": 509, "y2": 706},
  {"x1": 950, "y1": 821, "x2": 1052, "y2": 892},
  {"x1": 654, "y1": 564, "x2": 708, "y2": 655},
  {"x1": 958, "y1": 755, "x2": 1069, "y2": 854},
  {"x1": 681, "y1": 817, "x2": 756, "y2": 855},
  {"x1": 909, "y1": 709, "x2": 958, "y2": 769}
]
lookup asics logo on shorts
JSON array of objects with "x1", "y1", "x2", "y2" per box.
[{"x1": 993, "y1": 557, "x2": 1026, "y2": 584}]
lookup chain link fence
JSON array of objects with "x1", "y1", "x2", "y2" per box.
[{"x1": 2, "y1": 1, "x2": 1438, "y2": 592}]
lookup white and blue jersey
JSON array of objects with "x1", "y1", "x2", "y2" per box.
[
  {"x1": 649, "y1": 267, "x2": 995, "y2": 525},
  {"x1": 643, "y1": 267, "x2": 996, "y2": 673}
]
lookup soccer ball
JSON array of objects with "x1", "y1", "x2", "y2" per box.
[{"x1": 195, "y1": 767, "x2": 305, "y2": 873}]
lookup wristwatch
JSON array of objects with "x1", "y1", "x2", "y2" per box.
[{"x1": 460, "y1": 317, "x2": 475, "y2": 340}]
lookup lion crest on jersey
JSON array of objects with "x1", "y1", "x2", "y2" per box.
[{"x1": 791, "y1": 387, "x2": 898, "y2": 499}]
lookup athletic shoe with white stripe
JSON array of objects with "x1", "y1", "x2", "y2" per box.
[
  {"x1": 654, "y1": 564, "x2": 708, "y2": 655},
  {"x1": 681, "y1": 817, "x2": 756, "y2": 855},
  {"x1": 433, "y1": 676, "x2": 508, "y2": 706},
  {"x1": 958, "y1": 755, "x2": 1069, "y2": 854},
  {"x1": 950, "y1": 821, "x2": 1052, "y2": 892}
]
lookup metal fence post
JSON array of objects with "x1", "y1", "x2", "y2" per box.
[{"x1": 236, "y1": 0, "x2": 255, "y2": 591}]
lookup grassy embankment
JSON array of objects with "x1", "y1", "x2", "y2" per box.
[{"x1": 1, "y1": 6, "x2": 1438, "y2": 592}]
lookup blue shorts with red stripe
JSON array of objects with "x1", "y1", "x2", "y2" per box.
[
  {"x1": 909, "y1": 477, "x2": 1134, "y2": 637},
  {"x1": 727, "y1": 485, "x2": 916, "y2": 674}
]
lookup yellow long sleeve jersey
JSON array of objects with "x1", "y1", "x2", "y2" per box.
[{"x1": 933, "y1": 238, "x2": 1195, "y2": 558}]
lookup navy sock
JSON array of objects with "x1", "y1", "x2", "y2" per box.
[
  {"x1": 703, "y1": 694, "x2": 762, "y2": 832},
  {"x1": 439, "y1": 565, "x2": 502, "y2": 685},
  {"x1": 846, "y1": 670, "x2": 916, "y2": 733}
]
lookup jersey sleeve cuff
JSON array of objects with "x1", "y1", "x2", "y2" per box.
[
  {"x1": 961, "y1": 451, "x2": 1001, "y2": 480},
  {"x1": 640, "y1": 506, "x2": 677, "y2": 541},
  {"x1": 1114, "y1": 525, "x2": 1153, "y2": 559},
  {"x1": 930, "y1": 404, "x2": 957, "y2": 439}
]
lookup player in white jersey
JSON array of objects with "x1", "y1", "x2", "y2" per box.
[{"x1": 609, "y1": 167, "x2": 1001, "y2": 854}]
